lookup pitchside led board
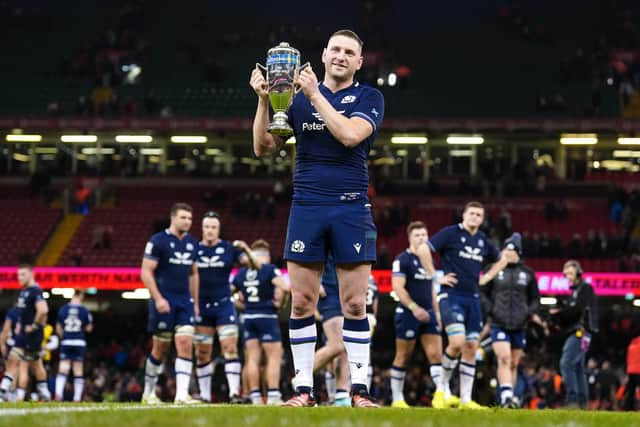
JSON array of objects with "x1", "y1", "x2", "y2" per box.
[{"x1": 0, "y1": 267, "x2": 639, "y2": 297}]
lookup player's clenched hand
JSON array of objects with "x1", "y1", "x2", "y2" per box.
[
  {"x1": 250, "y1": 66, "x2": 269, "y2": 100},
  {"x1": 439, "y1": 272, "x2": 457, "y2": 287},
  {"x1": 193, "y1": 304, "x2": 200, "y2": 319},
  {"x1": 155, "y1": 297, "x2": 170, "y2": 314},
  {"x1": 412, "y1": 306, "x2": 430, "y2": 323},
  {"x1": 296, "y1": 66, "x2": 319, "y2": 100}
]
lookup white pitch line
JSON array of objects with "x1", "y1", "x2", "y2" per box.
[{"x1": 0, "y1": 403, "x2": 210, "y2": 417}]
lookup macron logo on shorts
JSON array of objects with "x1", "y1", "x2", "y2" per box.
[
  {"x1": 291, "y1": 240, "x2": 305, "y2": 253},
  {"x1": 353, "y1": 243, "x2": 362, "y2": 254}
]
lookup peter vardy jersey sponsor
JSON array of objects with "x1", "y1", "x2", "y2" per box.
[
  {"x1": 287, "y1": 81, "x2": 384, "y2": 204},
  {"x1": 429, "y1": 224, "x2": 500, "y2": 294},
  {"x1": 144, "y1": 229, "x2": 198, "y2": 298},
  {"x1": 197, "y1": 240, "x2": 243, "y2": 301},
  {"x1": 392, "y1": 250, "x2": 433, "y2": 309}
]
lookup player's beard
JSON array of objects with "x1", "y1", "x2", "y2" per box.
[{"x1": 328, "y1": 63, "x2": 352, "y2": 84}]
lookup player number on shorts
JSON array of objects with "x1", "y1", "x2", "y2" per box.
[{"x1": 64, "y1": 316, "x2": 82, "y2": 333}]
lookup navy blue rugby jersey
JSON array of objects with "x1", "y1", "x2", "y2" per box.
[{"x1": 287, "y1": 81, "x2": 384, "y2": 204}]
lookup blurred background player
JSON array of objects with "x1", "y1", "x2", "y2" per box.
[
  {"x1": 549, "y1": 260, "x2": 599, "y2": 409},
  {"x1": 315, "y1": 255, "x2": 351, "y2": 407},
  {"x1": 480, "y1": 233, "x2": 539, "y2": 408},
  {"x1": 13, "y1": 264, "x2": 51, "y2": 402},
  {"x1": 390, "y1": 221, "x2": 449, "y2": 408},
  {"x1": 194, "y1": 211, "x2": 256, "y2": 403},
  {"x1": 0, "y1": 305, "x2": 21, "y2": 401},
  {"x1": 251, "y1": 29, "x2": 384, "y2": 408},
  {"x1": 429, "y1": 202, "x2": 517, "y2": 409},
  {"x1": 55, "y1": 289, "x2": 94, "y2": 402},
  {"x1": 140, "y1": 203, "x2": 199, "y2": 405},
  {"x1": 232, "y1": 239, "x2": 287, "y2": 405}
]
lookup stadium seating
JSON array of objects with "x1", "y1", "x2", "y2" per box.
[
  {"x1": 0, "y1": 190, "x2": 62, "y2": 265},
  {"x1": 0, "y1": 0, "x2": 622, "y2": 118},
  {"x1": 58, "y1": 186, "x2": 289, "y2": 266}
]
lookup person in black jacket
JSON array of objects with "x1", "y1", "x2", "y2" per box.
[
  {"x1": 481, "y1": 233, "x2": 539, "y2": 408},
  {"x1": 549, "y1": 259, "x2": 598, "y2": 409}
]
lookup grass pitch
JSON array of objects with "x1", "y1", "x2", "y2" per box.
[{"x1": 0, "y1": 403, "x2": 638, "y2": 427}]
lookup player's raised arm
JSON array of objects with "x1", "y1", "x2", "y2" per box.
[
  {"x1": 234, "y1": 240, "x2": 260, "y2": 270},
  {"x1": 250, "y1": 65, "x2": 285, "y2": 157},
  {"x1": 416, "y1": 241, "x2": 436, "y2": 278},
  {"x1": 479, "y1": 249, "x2": 518, "y2": 286}
]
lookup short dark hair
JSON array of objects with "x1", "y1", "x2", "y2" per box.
[
  {"x1": 407, "y1": 221, "x2": 427, "y2": 235},
  {"x1": 463, "y1": 201, "x2": 484, "y2": 213},
  {"x1": 251, "y1": 239, "x2": 270, "y2": 251},
  {"x1": 329, "y1": 29, "x2": 363, "y2": 51},
  {"x1": 17, "y1": 263, "x2": 32, "y2": 271},
  {"x1": 170, "y1": 202, "x2": 193, "y2": 217},
  {"x1": 202, "y1": 210, "x2": 220, "y2": 220},
  {"x1": 74, "y1": 288, "x2": 85, "y2": 298}
]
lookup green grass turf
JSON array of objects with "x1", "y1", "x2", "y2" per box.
[{"x1": 0, "y1": 403, "x2": 638, "y2": 427}]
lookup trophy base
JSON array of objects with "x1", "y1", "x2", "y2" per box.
[{"x1": 268, "y1": 122, "x2": 294, "y2": 138}]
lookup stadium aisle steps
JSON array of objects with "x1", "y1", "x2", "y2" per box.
[{"x1": 37, "y1": 214, "x2": 84, "y2": 266}]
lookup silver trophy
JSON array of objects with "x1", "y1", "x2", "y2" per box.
[{"x1": 256, "y1": 42, "x2": 309, "y2": 137}]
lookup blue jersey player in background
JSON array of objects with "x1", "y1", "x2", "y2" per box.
[
  {"x1": 315, "y1": 255, "x2": 351, "y2": 407},
  {"x1": 13, "y1": 264, "x2": 51, "y2": 402},
  {"x1": 194, "y1": 211, "x2": 256, "y2": 403},
  {"x1": 54, "y1": 289, "x2": 93, "y2": 402},
  {"x1": 0, "y1": 306, "x2": 21, "y2": 401},
  {"x1": 390, "y1": 221, "x2": 452, "y2": 409},
  {"x1": 429, "y1": 201, "x2": 518, "y2": 409},
  {"x1": 141, "y1": 203, "x2": 200, "y2": 405},
  {"x1": 232, "y1": 239, "x2": 288, "y2": 405},
  {"x1": 251, "y1": 29, "x2": 384, "y2": 407}
]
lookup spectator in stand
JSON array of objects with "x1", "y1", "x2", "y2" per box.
[
  {"x1": 71, "y1": 248, "x2": 84, "y2": 266},
  {"x1": 74, "y1": 183, "x2": 91, "y2": 215},
  {"x1": 539, "y1": 233, "x2": 551, "y2": 257},
  {"x1": 567, "y1": 234, "x2": 584, "y2": 259},
  {"x1": 585, "y1": 230, "x2": 602, "y2": 258},
  {"x1": 550, "y1": 234, "x2": 564, "y2": 259}
]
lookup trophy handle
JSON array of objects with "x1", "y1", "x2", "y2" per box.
[
  {"x1": 256, "y1": 62, "x2": 267, "y2": 81},
  {"x1": 294, "y1": 62, "x2": 311, "y2": 94}
]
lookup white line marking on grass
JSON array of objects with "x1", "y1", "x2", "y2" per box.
[{"x1": 0, "y1": 403, "x2": 210, "y2": 417}]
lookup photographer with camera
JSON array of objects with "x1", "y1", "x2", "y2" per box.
[{"x1": 549, "y1": 260, "x2": 598, "y2": 409}]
